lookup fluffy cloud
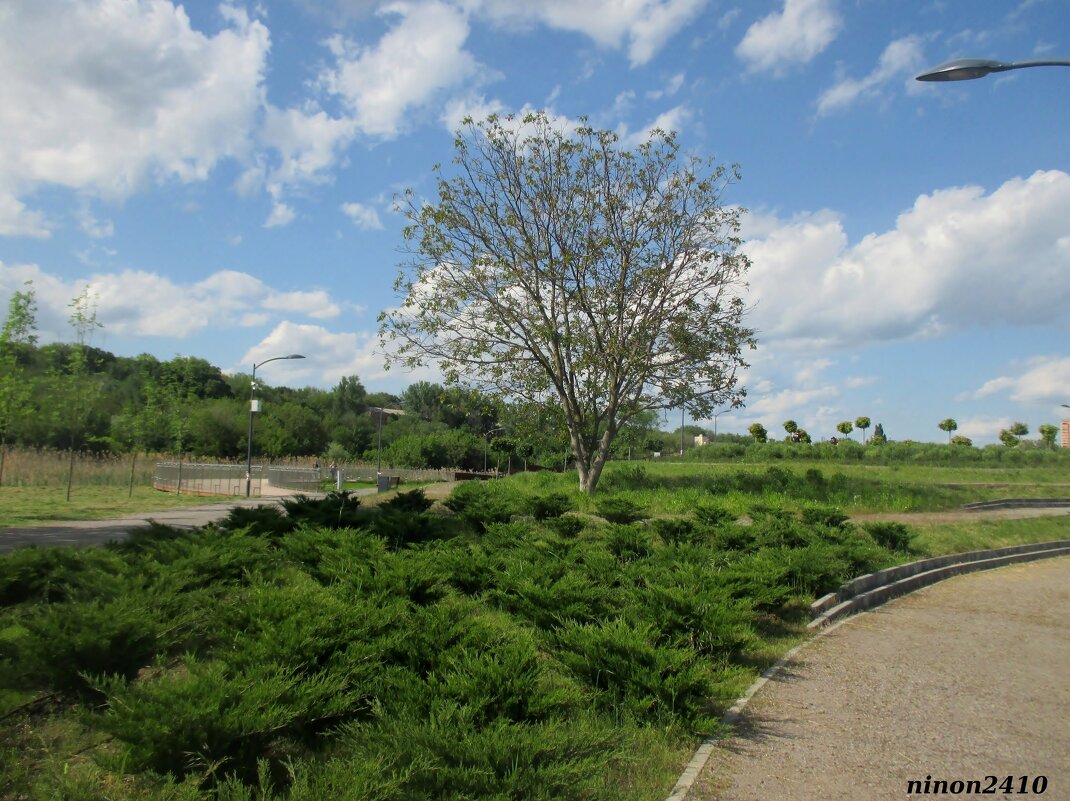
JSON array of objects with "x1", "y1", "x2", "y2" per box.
[
  {"x1": 0, "y1": 262, "x2": 342, "y2": 340},
  {"x1": 241, "y1": 321, "x2": 384, "y2": 385},
  {"x1": 0, "y1": 1, "x2": 269, "y2": 207},
  {"x1": 966, "y1": 357, "x2": 1070, "y2": 405},
  {"x1": 817, "y1": 35, "x2": 924, "y2": 115},
  {"x1": 743, "y1": 170, "x2": 1070, "y2": 347},
  {"x1": 466, "y1": 0, "x2": 708, "y2": 66},
  {"x1": 736, "y1": 0, "x2": 841, "y2": 75},
  {"x1": 341, "y1": 202, "x2": 384, "y2": 230},
  {"x1": 321, "y1": 2, "x2": 480, "y2": 138}
]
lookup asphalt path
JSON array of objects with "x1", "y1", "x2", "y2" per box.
[
  {"x1": 0, "y1": 490, "x2": 378, "y2": 553},
  {"x1": 685, "y1": 556, "x2": 1070, "y2": 801}
]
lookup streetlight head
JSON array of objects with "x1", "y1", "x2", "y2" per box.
[
  {"x1": 916, "y1": 58, "x2": 1009, "y2": 82},
  {"x1": 285, "y1": 354, "x2": 306, "y2": 360}
]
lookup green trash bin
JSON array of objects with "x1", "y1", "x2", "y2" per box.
[{"x1": 377, "y1": 474, "x2": 392, "y2": 493}]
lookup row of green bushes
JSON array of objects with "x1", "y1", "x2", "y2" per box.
[
  {"x1": 683, "y1": 439, "x2": 1070, "y2": 465},
  {"x1": 0, "y1": 486, "x2": 907, "y2": 800}
]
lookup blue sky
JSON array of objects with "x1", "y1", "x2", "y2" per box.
[{"x1": 1, "y1": 0, "x2": 1069, "y2": 444}]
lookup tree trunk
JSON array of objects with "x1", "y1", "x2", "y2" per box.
[
  {"x1": 127, "y1": 451, "x2": 137, "y2": 498},
  {"x1": 0, "y1": 434, "x2": 6, "y2": 488},
  {"x1": 65, "y1": 448, "x2": 75, "y2": 502}
]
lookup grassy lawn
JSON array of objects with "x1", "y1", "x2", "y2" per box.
[
  {"x1": 909, "y1": 516, "x2": 1070, "y2": 556},
  {"x1": 0, "y1": 486, "x2": 224, "y2": 528}
]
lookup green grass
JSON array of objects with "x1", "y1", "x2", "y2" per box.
[
  {"x1": 0, "y1": 486, "x2": 221, "y2": 528},
  {"x1": 910, "y1": 516, "x2": 1070, "y2": 557}
]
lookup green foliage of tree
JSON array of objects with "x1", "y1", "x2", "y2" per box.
[
  {"x1": 747, "y1": 422, "x2": 767, "y2": 443},
  {"x1": 998, "y1": 429, "x2": 1019, "y2": 448},
  {"x1": 950, "y1": 435, "x2": 973, "y2": 446},
  {"x1": 835, "y1": 420, "x2": 853, "y2": 440},
  {"x1": 0, "y1": 282, "x2": 39, "y2": 486},
  {"x1": 1038, "y1": 423, "x2": 1059, "y2": 449},
  {"x1": 1008, "y1": 421, "x2": 1029, "y2": 441},
  {"x1": 381, "y1": 112, "x2": 753, "y2": 493},
  {"x1": 869, "y1": 423, "x2": 887, "y2": 445},
  {"x1": 854, "y1": 416, "x2": 870, "y2": 444},
  {"x1": 938, "y1": 418, "x2": 958, "y2": 444},
  {"x1": 782, "y1": 419, "x2": 798, "y2": 435}
]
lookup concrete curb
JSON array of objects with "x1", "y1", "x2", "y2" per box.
[
  {"x1": 808, "y1": 539, "x2": 1070, "y2": 630},
  {"x1": 964, "y1": 498, "x2": 1070, "y2": 511},
  {"x1": 662, "y1": 542, "x2": 1070, "y2": 801}
]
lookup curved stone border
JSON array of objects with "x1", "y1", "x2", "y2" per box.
[
  {"x1": 808, "y1": 539, "x2": 1070, "y2": 630},
  {"x1": 964, "y1": 497, "x2": 1070, "y2": 511},
  {"x1": 662, "y1": 541, "x2": 1070, "y2": 801}
]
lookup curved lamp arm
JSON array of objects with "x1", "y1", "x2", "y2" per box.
[{"x1": 917, "y1": 58, "x2": 1070, "y2": 82}]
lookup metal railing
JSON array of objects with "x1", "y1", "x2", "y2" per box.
[
  {"x1": 266, "y1": 465, "x2": 321, "y2": 492},
  {"x1": 153, "y1": 462, "x2": 260, "y2": 497}
]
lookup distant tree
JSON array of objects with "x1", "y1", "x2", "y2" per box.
[
  {"x1": 870, "y1": 423, "x2": 887, "y2": 445},
  {"x1": 1008, "y1": 422, "x2": 1029, "y2": 444},
  {"x1": 855, "y1": 416, "x2": 871, "y2": 444},
  {"x1": 0, "y1": 282, "x2": 39, "y2": 486},
  {"x1": 938, "y1": 418, "x2": 958, "y2": 444},
  {"x1": 748, "y1": 422, "x2": 768, "y2": 443},
  {"x1": 1038, "y1": 423, "x2": 1059, "y2": 449},
  {"x1": 950, "y1": 435, "x2": 973, "y2": 447},
  {"x1": 998, "y1": 429, "x2": 1019, "y2": 448},
  {"x1": 63, "y1": 287, "x2": 104, "y2": 500},
  {"x1": 783, "y1": 419, "x2": 798, "y2": 435},
  {"x1": 836, "y1": 420, "x2": 854, "y2": 440},
  {"x1": 795, "y1": 428, "x2": 812, "y2": 444}
]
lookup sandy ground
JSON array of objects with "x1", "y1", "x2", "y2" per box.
[{"x1": 686, "y1": 556, "x2": 1070, "y2": 801}]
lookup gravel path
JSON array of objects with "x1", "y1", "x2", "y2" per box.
[{"x1": 686, "y1": 556, "x2": 1070, "y2": 801}]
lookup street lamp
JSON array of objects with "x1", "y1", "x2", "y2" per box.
[
  {"x1": 245, "y1": 354, "x2": 305, "y2": 497},
  {"x1": 916, "y1": 58, "x2": 1070, "y2": 82},
  {"x1": 712, "y1": 408, "x2": 734, "y2": 442},
  {"x1": 484, "y1": 426, "x2": 505, "y2": 473}
]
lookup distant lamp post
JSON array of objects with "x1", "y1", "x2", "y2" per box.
[
  {"x1": 245, "y1": 354, "x2": 305, "y2": 497},
  {"x1": 368, "y1": 406, "x2": 406, "y2": 485},
  {"x1": 484, "y1": 426, "x2": 505, "y2": 473},
  {"x1": 916, "y1": 58, "x2": 1070, "y2": 82},
  {"x1": 712, "y1": 408, "x2": 734, "y2": 443}
]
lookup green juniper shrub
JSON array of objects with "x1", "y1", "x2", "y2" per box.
[
  {"x1": 862, "y1": 521, "x2": 915, "y2": 552},
  {"x1": 651, "y1": 517, "x2": 701, "y2": 546},
  {"x1": 444, "y1": 481, "x2": 520, "y2": 532},
  {"x1": 367, "y1": 507, "x2": 456, "y2": 550},
  {"x1": 281, "y1": 492, "x2": 367, "y2": 530},
  {"x1": 692, "y1": 503, "x2": 735, "y2": 529},
  {"x1": 546, "y1": 514, "x2": 586, "y2": 538},
  {"x1": 594, "y1": 495, "x2": 648, "y2": 524},
  {"x1": 799, "y1": 506, "x2": 850, "y2": 528},
  {"x1": 600, "y1": 464, "x2": 653, "y2": 491},
  {"x1": 527, "y1": 491, "x2": 575, "y2": 521},
  {"x1": 553, "y1": 618, "x2": 717, "y2": 730},
  {"x1": 217, "y1": 504, "x2": 295, "y2": 538},
  {"x1": 0, "y1": 546, "x2": 128, "y2": 607},
  {"x1": 380, "y1": 488, "x2": 434, "y2": 513},
  {"x1": 604, "y1": 524, "x2": 657, "y2": 562}
]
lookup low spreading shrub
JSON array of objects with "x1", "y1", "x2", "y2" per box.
[
  {"x1": 862, "y1": 521, "x2": 915, "y2": 552},
  {"x1": 594, "y1": 495, "x2": 648, "y2": 524}
]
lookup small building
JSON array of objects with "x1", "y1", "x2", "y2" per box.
[{"x1": 1061, "y1": 419, "x2": 1070, "y2": 448}]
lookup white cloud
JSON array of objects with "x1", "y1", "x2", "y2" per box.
[
  {"x1": 741, "y1": 384, "x2": 840, "y2": 432},
  {"x1": 0, "y1": 193, "x2": 51, "y2": 238},
  {"x1": 321, "y1": 2, "x2": 480, "y2": 138},
  {"x1": 0, "y1": 1, "x2": 269, "y2": 213},
  {"x1": 845, "y1": 375, "x2": 878, "y2": 389},
  {"x1": 264, "y1": 202, "x2": 296, "y2": 229},
  {"x1": 76, "y1": 207, "x2": 114, "y2": 239},
  {"x1": 466, "y1": 0, "x2": 709, "y2": 67},
  {"x1": 736, "y1": 0, "x2": 841, "y2": 75},
  {"x1": 966, "y1": 357, "x2": 1070, "y2": 405},
  {"x1": 619, "y1": 105, "x2": 692, "y2": 147},
  {"x1": 341, "y1": 202, "x2": 384, "y2": 230},
  {"x1": 743, "y1": 170, "x2": 1070, "y2": 348},
  {"x1": 0, "y1": 261, "x2": 343, "y2": 339},
  {"x1": 817, "y1": 35, "x2": 924, "y2": 115},
  {"x1": 241, "y1": 321, "x2": 387, "y2": 385},
  {"x1": 258, "y1": 106, "x2": 358, "y2": 199},
  {"x1": 957, "y1": 415, "x2": 1012, "y2": 441}
]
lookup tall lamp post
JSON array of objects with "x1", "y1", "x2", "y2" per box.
[
  {"x1": 712, "y1": 408, "x2": 734, "y2": 443},
  {"x1": 245, "y1": 354, "x2": 305, "y2": 497},
  {"x1": 916, "y1": 58, "x2": 1070, "y2": 82}
]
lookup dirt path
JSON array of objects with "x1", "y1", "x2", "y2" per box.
[{"x1": 686, "y1": 556, "x2": 1070, "y2": 801}]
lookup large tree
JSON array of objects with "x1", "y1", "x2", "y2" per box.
[{"x1": 381, "y1": 113, "x2": 753, "y2": 493}]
